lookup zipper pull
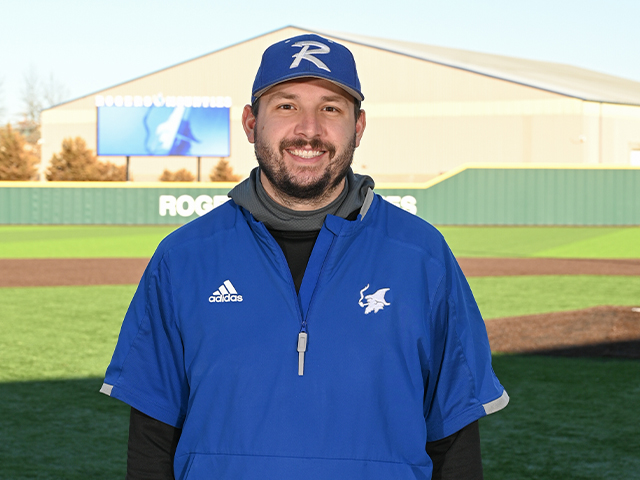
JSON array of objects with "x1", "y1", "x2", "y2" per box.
[{"x1": 297, "y1": 331, "x2": 308, "y2": 376}]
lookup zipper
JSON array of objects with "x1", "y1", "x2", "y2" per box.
[
  {"x1": 293, "y1": 227, "x2": 337, "y2": 376},
  {"x1": 297, "y1": 330, "x2": 308, "y2": 376},
  {"x1": 257, "y1": 223, "x2": 309, "y2": 375},
  {"x1": 257, "y1": 221, "x2": 339, "y2": 377}
]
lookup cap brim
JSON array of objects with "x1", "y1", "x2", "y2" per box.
[{"x1": 253, "y1": 74, "x2": 364, "y2": 102}]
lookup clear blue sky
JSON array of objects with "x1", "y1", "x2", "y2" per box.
[{"x1": 2, "y1": 0, "x2": 639, "y2": 122}]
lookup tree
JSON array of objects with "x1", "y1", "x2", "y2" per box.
[
  {"x1": 95, "y1": 161, "x2": 128, "y2": 181},
  {"x1": 159, "y1": 168, "x2": 195, "y2": 182},
  {"x1": 0, "y1": 124, "x2": 38, "y2": 180},
  {"x1": 209, "y1": 158, "x2": 240, "y2": 182},
  {"x1": 46, "y1": 137, "x2": 126, "y2": 181},
  {"x1": 41, "y1": 72, "x2": 69, "y2": 110},
  {"x1": 18, "y1": 68, "x2": 70, "y2": 150},
  {"x1": 0, "y1": 77, "x2": 6, "y2": 124},
  {"x1": 21, "y1": 68, "x2": 43, "y2": 126},
  {"x1": 21, "y1": 68, "x2": 69, "y2": 124}
]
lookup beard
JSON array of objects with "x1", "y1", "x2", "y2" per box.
[{"x1": 254, "y1": 130, "x2": 356, "y2": 202}]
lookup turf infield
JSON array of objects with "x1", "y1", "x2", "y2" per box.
[
  {"x1": 0, "y1": 285, "x2": 134, "y2": 382},
  {"x1": 2, "y1": 225, "x2": 640, "y2": 258},
  {"x1": 469, "y1": 275, "x2": 640, "y2": 319},
  {"x1": 0, "y1": 225, "x2": 176, "y2": 259},
  {"x1": 439, "y1": 226, "x2": 640, "y2": 258}
]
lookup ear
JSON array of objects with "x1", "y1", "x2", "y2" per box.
[
  {"x1": 242, "y1": 104, "x2": 256, "y2": 144},
  {"x1": 354, "y1": 109, "x2": 366, "y2": 148}
]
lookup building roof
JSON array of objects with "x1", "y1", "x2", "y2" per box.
[
  {"x1": 312, "y1": 27, "x2": 640, "y2": 106},
  {"x1": 48, "y1": 25, "x2": 640, "y2": 111}
]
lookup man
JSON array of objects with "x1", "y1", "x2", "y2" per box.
[{"x1": 101, "y1": 33, "x2": 508, "y2": 479}]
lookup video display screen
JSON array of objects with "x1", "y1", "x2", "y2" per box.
[{"x1": 97, "y1": 105, "x2": 230, "y2": 157}]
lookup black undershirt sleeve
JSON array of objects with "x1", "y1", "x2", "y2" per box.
[
  {"x1": 427, "y1": 420, "x2": 484, "y2": 480},
  {"x1": 126, "y1": 408, "x2": 181, "y2": 480}
]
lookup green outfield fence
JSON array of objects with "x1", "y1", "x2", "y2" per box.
[{"x1": 1, "y1": 165, "x2": 639, "y2": 225}]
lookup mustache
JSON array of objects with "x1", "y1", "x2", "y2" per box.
[{"x1": 279, "y1": 138, "x2": 336, "y2": 158}]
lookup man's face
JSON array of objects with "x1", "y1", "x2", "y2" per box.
[{"x1": 242, "y1": 78, "x2": 366, "y2": 207}]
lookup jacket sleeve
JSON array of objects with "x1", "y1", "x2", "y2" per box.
[
  {"x1": 423, "y1": 245, "x2": 508, "y2": 441},
  {"x1": 101, "y1": 250, "x2": 189, "y2": 428}
]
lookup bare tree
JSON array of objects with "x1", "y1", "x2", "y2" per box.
[
  {"x1": 21, "y1": 67, "x2": 44, "y2": 125},
  {"x1": 21, "y1": 67, "x2": 70, "y2": 123},
  {"x1": 0, "y1": 77, "x2": 6, "y2": 123},
  {"x1": 18, "y1": 67, "x2": 70, "y2": 150},
  {"x1": 42, "y1": 72, "x2": 69, "y2": 109}
]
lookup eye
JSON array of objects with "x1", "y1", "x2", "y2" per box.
[
  {"x1": 277, "y1": 104, "x2": 295, "y2": 110},
  {"x1": 322, "y1": 105, "x2": 340, "y2": 112}
]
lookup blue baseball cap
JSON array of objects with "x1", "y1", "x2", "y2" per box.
[{"x1": 251, "y1": 33, "x2": 364, "y2": 103}]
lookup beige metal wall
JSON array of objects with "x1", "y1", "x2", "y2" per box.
[
  {"x1": 600, "y1": 104, "x2": 640, "y2": 165},
  {"x1": 40, "y1": 27, "x2": 640, "y2": 183}
]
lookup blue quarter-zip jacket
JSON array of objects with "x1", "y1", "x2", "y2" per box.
[{"x1": 102, "y1": 194, "x2": 508, "y2": 479}]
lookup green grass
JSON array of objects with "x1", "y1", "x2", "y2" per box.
[
  {"x1": 482, "y1": 355, "x2": 640, "y2": 480},
  {"x1": 0, "y1": 285, "x2": 135, "y2": 381},
  {"x1": 0, "y1": 225, "x2": 178, "y2": 258},
  {"x1": 0, "y1": 378, "x2": 129, "y2": 479},
  {"x1": 438, "y1": 226, "x2": 640, "y2": 258},
  {"x1": 0, "y1": 285, "x2": 133, "y2": 478},
  {"x1": 469, "y1": 275, "x2": 640, "y2": 319}
]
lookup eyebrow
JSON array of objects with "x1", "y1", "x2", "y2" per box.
[
  {"x1": 320, "y1": 94, "x2": 350, "y2": 104},
  {"x1": 269, "y1": 92, "x2": 298, "y2": 100},
  {"x1": 267, "y1": 92, "x2": 350, "y2": 105}
]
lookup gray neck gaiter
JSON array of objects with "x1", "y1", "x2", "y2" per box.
[{"x1": 228, "y1": 167, "x2": 375, "y2": 231}]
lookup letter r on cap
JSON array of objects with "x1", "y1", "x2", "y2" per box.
[{"x1": 290, "y1": 41, "x2": 331, "y2": 72}]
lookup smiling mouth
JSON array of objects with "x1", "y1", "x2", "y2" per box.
[
  {"x1": 287, "y1": 149, "x2": 325, "y2": 159},
  {"x1": 280, "y1": 138, "x2": 335, "y2": 160}
]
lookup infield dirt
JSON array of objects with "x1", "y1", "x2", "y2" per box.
[{"x1": 2, "y1": 257, "x2": 640, "y2": 288}]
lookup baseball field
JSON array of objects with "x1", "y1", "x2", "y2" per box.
[{"x1": 1, "y1": 225, "x2": 639, "y2": 479}]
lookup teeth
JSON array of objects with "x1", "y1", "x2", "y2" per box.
[{"x1": 289, "y1": 149, "x2": 323, "y2": 159}]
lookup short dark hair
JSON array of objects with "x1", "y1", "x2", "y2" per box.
[{"x1": 251, "y1": 97, "x2": 362, "y2": 123}]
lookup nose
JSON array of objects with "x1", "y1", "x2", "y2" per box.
[{"x1": 293, "y1": 109, "x2": 323, "y2": 139}]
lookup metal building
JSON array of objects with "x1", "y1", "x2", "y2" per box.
[{"x1": 41, "y1": 26, "x2": 640, "y2": 182}]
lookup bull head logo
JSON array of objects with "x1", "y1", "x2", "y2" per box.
[{"x1": 358, "y1": 284, "x2": 390, "y2": 314}]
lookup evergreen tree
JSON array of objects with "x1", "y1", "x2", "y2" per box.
[
  {"x1": 0, "y1": 124, "x2": 38, "y2": 180},
  {"x1": 95, "y1": 161, "x2": 128, "y2": 181},
  {"x1": 209, "y1": 158, "x2": 240, "y2": 182},
  {"x1": 159, "y1": 168, "x2": 195, "y2": 182},
  {"x1": 46, "y1": 137, "x2": 126, "y2": 181}
]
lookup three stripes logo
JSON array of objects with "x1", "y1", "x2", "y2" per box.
[{"x1": 209, "y1": 280, "x2": 243, "y2": 303}]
